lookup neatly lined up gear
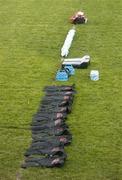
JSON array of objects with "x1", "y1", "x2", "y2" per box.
[{"x1": 22, "y1": 85, "x2": 75, "y2": 168}]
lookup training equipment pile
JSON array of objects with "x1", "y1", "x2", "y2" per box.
[
  {"x1": 70, "y1": 11, "x2": 87, "y2": 24},
  {"x1": 22, "y1": 85, "x2": 75, "y2": 168}
]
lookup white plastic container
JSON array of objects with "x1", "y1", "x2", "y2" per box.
[{"x1": 90, "y1": 70, "x2": 99, "y2": 81}]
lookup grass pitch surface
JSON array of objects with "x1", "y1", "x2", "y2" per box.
[{"x1": 0, "y1": 0, "x2": 122, "y2": 179}]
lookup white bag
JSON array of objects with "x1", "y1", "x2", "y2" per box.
[{"x1": 61, "y1": 29, "x2": 76, "y2": 57}]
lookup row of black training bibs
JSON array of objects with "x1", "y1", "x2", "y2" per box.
[{"x1": 22, "y1": 85, "x2": 75, "y2": 168}]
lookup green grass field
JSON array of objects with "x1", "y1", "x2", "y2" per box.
[{"x1": 0, "y1": 0, "x2": 122, "y2": 179}]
